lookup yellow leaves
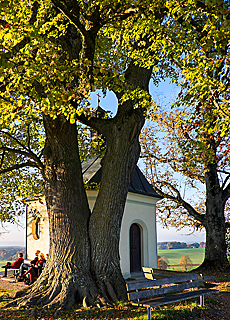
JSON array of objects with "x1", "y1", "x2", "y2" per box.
[
  {"x1": 119, "y1": 88, "x2": 153, "y2": 110},
  {"x1": 0, "y1": 0, "x2": 9, "y2": 8},
  {"x1": 100, "y1": 67, "x2": 105, "y2": 74},
  {"x1": 26, "y1": 69, "x2": 34, "y2": 78}
]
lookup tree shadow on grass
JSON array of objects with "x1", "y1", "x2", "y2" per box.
[
  {"x1": 0, "y1": 298, "x2": 222, "y2": 320},
  {"x1": 0, "y1": 305, "x2": 208, "y2": 320}
]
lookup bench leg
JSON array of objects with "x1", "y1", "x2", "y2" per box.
[
  {"x1": 147, "y1": 307, "x2": 151, "y2": 320},
  {"x1": 200, "y1": 295, "x2": 204, "y2": 307}
]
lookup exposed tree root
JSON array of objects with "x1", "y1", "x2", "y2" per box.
[
  {"x1": 14, "y1": 272, "x2": 95, "y2": 310},
  {"x1": 4, "y1": 264, "x2": 125, "y2": 311},
  {"x1": 95, "y1": 268, "x2": 128, "y2": 304},
  {"x1": 2, "y1": 260, "x2": 128, "y2": 312}
]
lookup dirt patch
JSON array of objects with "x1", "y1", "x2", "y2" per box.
[{"x1": 0, "y1": 278, "x2": 27, "y2": 297}]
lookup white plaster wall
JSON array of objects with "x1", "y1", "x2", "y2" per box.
[
  {"x1": 120, "y1": 192, "x2": 158, "y2": 279},
  {"x1": 26, "y1": 192, "x2": 98, "y2": 260},
  {"x1": 26, "y1": 197, "x2": 49, "y2": 260},
  {"x1": 86, "y1": 191, "x2": 97, "y2": 211},
  {"x1": 26, "y1": 191, "x2": 158, "y2": 278}
]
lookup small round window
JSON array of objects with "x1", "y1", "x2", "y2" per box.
[{"x1": 32, "y1": 217, "x2": 40, "y2": 240}]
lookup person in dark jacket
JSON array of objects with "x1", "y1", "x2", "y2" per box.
[
  {"x1": 18, "y1": 250, "x2": 40, "y2": 280},
  {"x1": 2, "y1": 253, "x2": 24, "y2": 277}
]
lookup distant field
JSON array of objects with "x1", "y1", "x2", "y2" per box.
[
  {"x1": 0, "y1": 260, "x2": 12, "y2": 268},
  {"x1": 158, "y1": 248, "x2": 205, "y2": 271},
  {"x1": 0, "y1": 260, "x2": 13, "y2": 275}
]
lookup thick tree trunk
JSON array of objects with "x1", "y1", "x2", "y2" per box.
[
  {"x1": 89, "y1": 109, "x2": 145, "y2": 301},
  {"x1": 14, "y1": 63, "x2": 152, "y2": 308},
  {"x1": 17, "y1": 116, "x2": 100, "y2": 309},
  {"x1": 201, "y1": 197, "x2": 228, "y2": 270},
  {"x1": 203, "y1": 210, "x2": 227, "y2": 269},
  {"x1": 199, "y1": 164, "x2": 229, "y2": 270},
  {"x1": 88, "y1": 65, "x2": 152, "y2": 301}
]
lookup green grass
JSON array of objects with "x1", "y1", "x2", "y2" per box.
[
  {"x1": 0, "y1": 277, "x2": 226, "y2": 320},
  {"x1": 0, "y1": 294, "x2": 208, "y2": 320},
  {"x1": 0, "y1": 260, "x2": 12, "y2": 274},
  {"x1": 158, "y1": 248, "x2": 205, "y2": 270},
  {"x1": 0, "y1": 260, "x2": 12, "y2": 268}
]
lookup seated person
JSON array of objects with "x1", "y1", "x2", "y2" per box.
[
  {"x1": 24, "y1": 253, "x2": 46, "y2": 284},
  {"x1": 2, "y1": 253, "x2": 24, "y2": 277},
  {"x1": 18, "y1": 250, "x2": 40, "y2": 280}
]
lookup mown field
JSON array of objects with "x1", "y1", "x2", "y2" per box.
[{"x1": 158, "y1": 248, "x2": 205, "y2": 270}]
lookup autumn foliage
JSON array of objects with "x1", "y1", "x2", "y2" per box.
[
  {"x1": 158, "y1": 256, "x2": 169, "y2": 270},
  {"x1": 180, "y1": 255, "x2": 193, "y2": 272}
]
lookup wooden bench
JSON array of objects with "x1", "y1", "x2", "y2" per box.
[
  {"x1": 1, "y1": 268, "x2": 20, "y2": 282},
  {"x1": 143, "y1": 267, "x2": 192, "y2": 280},
  {"x1": 142, "y1": 267, "x2": 209, "y2": 288},
  {"x1": 9, "y1": 268, "x2": 19, "y2": 277},
  {"x1": 126, "y1": 273, "x2": 217, "y2": 320}
]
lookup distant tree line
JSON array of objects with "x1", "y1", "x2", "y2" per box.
[{"x1": 157, "y1": 242, "x2": 205, "y2": 250}]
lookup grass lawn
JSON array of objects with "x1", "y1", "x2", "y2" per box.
[
  {"x1": 158, "y1": 248, "x2": 205, "y2": 271},
  {"x1": 1, "y1": 270, "x2": 230, "y2": 320},
  {"x1": 0, "y1": 293, "x2": 213, "y2": 320}
]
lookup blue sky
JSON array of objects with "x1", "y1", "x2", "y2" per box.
[{"x1": 0, "y1": 79, "x2": 206, "y2": 247}]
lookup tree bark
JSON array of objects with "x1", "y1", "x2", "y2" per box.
[
  {"x1": 87, "y1": 63, "x2": 152, "y2": 301},
  {"x1": 17, "y1": 115, "x2": 100, "y2": 309},
  {"x1": 89, "y1": 109, "x2": 145, "y2": 301},
  {"x1": 198, "y1": 163, "x2": 228, "y2": 270},
  {"x1": 13, "y1": 62, "x2": 152, "y2": 308}
]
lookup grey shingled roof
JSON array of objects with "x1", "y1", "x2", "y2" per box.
[{"x1": 82, "y1": 157, "x2": 161, "y2": 198}]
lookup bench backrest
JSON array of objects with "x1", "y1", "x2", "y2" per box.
[
  {"x1": 142, "y1": 267, "x2": 188, "y2": 279},
  {"x1": 127, "y1": 273, "x2": 201, "y2": 301},
  {"x1": 142, "y1": 267, "x2": 205, "y2": 287}
]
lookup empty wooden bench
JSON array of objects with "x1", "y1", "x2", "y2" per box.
[
  {"x1": 126, "y1": 273, "x2": 217, "y2": 320},
  {"x1": 142, "y1": 266, "x2": 203, "y2": 281}
]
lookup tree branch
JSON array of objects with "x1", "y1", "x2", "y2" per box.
[
  {"x1": 0, "y1": 146, "x2": 43, "y2": 170},
  {"x1": 219, "y1": 171, "x2": 230, "y2": 189},
  {"x1": 180, "y1": 123, "x2": 197, "y2": 144},
  {"x1": 74, "y1": 108, "x2": 113, "y2": 137},
  {"x1": 29, "y1": 1, "x2": 40, "y2": 25},
  {"x1": 152, "y1": 181, "x2": 206, "y2": 225},
  {"x1": 0, "y1": 130, "x2": 30, "y2": 151},
  {"x1": 51, "y1": 0, "x2": 86, "y2": 36},
  {"x1": 0, "y1": 161, "x2": 38, "y2": 174},
  {"x1": 27, "y1": 126, "x2": 31, "y2": 150},
  {"x1": 141, "y1": 152, "x2": 205, "y2": 183},
  {"x1": 99, "y1": 6, "x2": 139, "y2": 26},
  {"x1": 0, "y1": 150, "x2": 5, "y2": 168}
]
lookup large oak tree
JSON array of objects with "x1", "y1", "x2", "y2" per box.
[
  {"x1": 0, "y1": 0, "x2": 167, "y2": 310},
  {"x1": 1, "y1": 0, "x2": 227, "y2": 311}
]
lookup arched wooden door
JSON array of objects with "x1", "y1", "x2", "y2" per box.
[{"x1": 130, "y1": 223, "x2": 141, "y2": 272}]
